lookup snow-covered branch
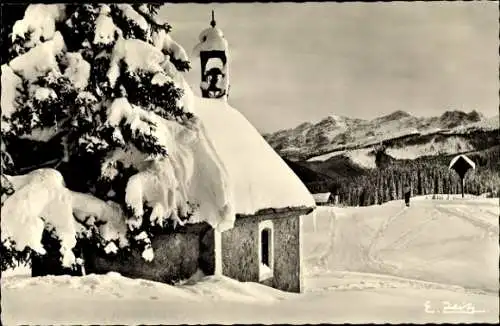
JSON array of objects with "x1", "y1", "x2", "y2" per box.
[
  {"x1": 1, "y1": 169, "x2": 129, "y2": 268},
  {"x1": 11, "y1": 4, "x2": 67, "y2": 52},
  {"x1": 1, "y1": 169, "x2": 76, "y2": 266},
  {"x1": 1, "y1": 4, "x2": 238, "y2": 269}
]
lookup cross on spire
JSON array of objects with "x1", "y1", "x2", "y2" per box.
[{"x1": 210, "y1": 10, "x2": 216, "y2": 27}]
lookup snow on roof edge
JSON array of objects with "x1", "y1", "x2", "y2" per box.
[
  {"x1": 236, "y1": 206, "x2": 315, "y2": 219},
  {"x1": 192, "y1": 97, "x2": 316, "y2": 215}
]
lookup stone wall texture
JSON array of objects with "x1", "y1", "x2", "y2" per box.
[
  {"x1": 221, "y1": 217, "x2": 260, "y2": 282},
  {"x1": 38, "y1": 211, "x2": 306, "y2": 293},
  {"x1": 271, "y1": 215, "x2": 302, "y2": 292},
  {"x1": 221, "y1": 213, "x2": 303, "y2": 293},
  {"x1": 84, "y1": 223, "x2": 214, "y2": 284}
]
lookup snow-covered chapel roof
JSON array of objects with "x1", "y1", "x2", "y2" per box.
[
  {"x1": 192, "y1": 11, "x2": 229, "y2": 57},
  {"x1": 192, "y1": 98, "x2": 316, "y2": 215}
]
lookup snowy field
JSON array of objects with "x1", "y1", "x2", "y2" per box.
[
  {"x1": 2, "y1": 196, "x2": 499, "y2": 324},
  {"x1": 308, "y1": 148, "x2": 377, "y2": 170}
]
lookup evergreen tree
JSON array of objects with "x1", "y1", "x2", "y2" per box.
[{"x1": 1, "y1": 4, "x2": 198, "y2": 272}]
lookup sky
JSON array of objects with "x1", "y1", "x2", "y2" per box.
[{"x1": 160, "y1": 2, "x2": 499, "y2": 133}]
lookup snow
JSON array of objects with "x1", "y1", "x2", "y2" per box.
[
  {"x1": 1, "y1": 169, "x2": 76, "y2": 266},
  {"x1": 303, "y1": 197, "x2": 498, "y2": 292},
  {"x1": 450, "y1": 115, "x2": 499, "y2": 132},
  {"x1": 11, "y1": 4, "x2": 66, "y2": 49},
  {"x1": 116, "y1": 4, "x2": 149, "y2": 35},
  {"x1": 0, "y1": 65, "x2": 23, "y2": 121},
  {"x1": 193, "y1": 27, "x2": 229, "y2": 56},
  {"x1": 151, "y1": 71, "x2": 173, "y2": 86},
  {"x1": 345, "y1": 147, "x2": 377, "y2": 169},
  {"x1": 449, "y1": 154, "x2": 476, "y2": 170},
  {"x1": 62, "y1": 53, "x2": 91, "y2": 90},
  {"x1": 70, "y1": 192, "x2": 128, "y2": 247},
  {"x1": 107, "y1": 38, "x2": 164, "y2": 87},
  {"x1": 259, "y1": 263, "x2": 273, "y2": 280},
  {"x1": 308, "y1": 136, "x2": 479, "y2": 164},
  {"x1": 2, "y1": 197, "x2": 498, "y2": 324},
  {"x1": 3, "y1": 3, "x2": 312, "y2": 271},
  {"x1": 101, "y1": 94, "x2": 315, "y2": 232},
  {"x1": 141, "y1": 247, "x2": 155, "y2": 262},
  {"x1": 307, "y1": 149, "x2": 346, "y2": 162},
  {"x1": 309, "y1": 135, "x2": 475, "y2": 164},
  {"x1": 104, "y1": 98, "x2": 165, "y2": 150},
  {"x1": 79, "y1": 134, "x2": 109, "y2": 153},
  {"x1": 387, "y1": 137, "x2": 474, "y2": 160},
  {"x1": 132, "y1": 231, "x2": 154, "y2": 260},
  {"x1": 8, "y1": 31, "x2": 66, "y2": 81},
  {"x1": 102, "y1": 97, "x2": 235, "y2": 232},
  {"x1": 191, "y1": 98, "x2": 316, "y2": 214},
  {"x1": 134, "y1": 231, "x2": 148, "y2": 241},
  {"x1": 33, "y1": 87, "x2": 57, "y2": 101},
  {"x1": 1, "y1": 169, "x2": 129, "y2": 267},
  {"x1": 205, "y1": 57, "x2": 224, "y2": 71},
  {"x1": 93, "y1": 5, "x2": 122, "y2": 45},
  {"x1": 2, "y1": 263, "x2": 31, "y2": 277},
  {"x1": 152, "y1": 29, "x2": 189, "y2": 63},
  {"x1": 307, "y1": 147, "x2": 377, "y2": 169}
]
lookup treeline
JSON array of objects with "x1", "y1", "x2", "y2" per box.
[
  {"x1": 336, "y1": 163, "x2": 499, "y2": 207},
  {"x1": 305, "y1": 147, "x2": 500, "y2": 207}
]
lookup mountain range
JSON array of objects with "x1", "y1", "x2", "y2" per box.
[
  {"x1": 263, "y1": 110, "x2": 498, "y2": 162},
  {"x1": 262, "y1": 110, "x2": 499, "y2": 200}
]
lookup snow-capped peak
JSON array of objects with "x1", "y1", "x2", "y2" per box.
[
  {"x1": 438, "y1": 110, "x2": 483, "y2": 129},
  {"x1": 264, "y1": 109, "x2": 495, "y2": 161},
  {"x1": 323, "y1": 115, "x2": 347, "y2": 125},
  {"x1": 373, "y1": 110, "x2": 413, "y2": 123}
]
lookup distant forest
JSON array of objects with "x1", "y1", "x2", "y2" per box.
[{"x1": 299, "y1": 146, "x2": 500, "y2": 207}]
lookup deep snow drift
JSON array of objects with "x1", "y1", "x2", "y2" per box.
[
  {"x1": 1, "y1": 2, "x2": 314, "y2": 264},
  {"x1": 2, "y1": 196, "x2": 498, "y2": 324},
  {"x1": 1, "y1": 97, "x2": 315, "y2": 264},
  {"x1": 304, "y1": 196, "x2": 498, "y2": 293}
]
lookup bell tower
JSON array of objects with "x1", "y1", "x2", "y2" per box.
[{"x1": 193, "y1": 10, "x2": 230, "y2": 100}]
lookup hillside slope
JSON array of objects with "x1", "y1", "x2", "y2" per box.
[
  {"x1": 264, "y1": 110, "x2": 498, "y2": 162},
  {"x1": 290, "y1": 145, "x2": 500, "y2": 204},
  {"x1": 263, "y1": 110, "x2": 499, "y2": 204},
  {"x1": 3, "y1": 197, "x2": 498, "y2": 324},
  {"x1": 304, "y1": 197, "x2": 499, "y2": 294}
]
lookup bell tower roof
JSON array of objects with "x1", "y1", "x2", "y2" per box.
[{"x1": 195, "y1": 10, "x2": 228, "y2": 50}]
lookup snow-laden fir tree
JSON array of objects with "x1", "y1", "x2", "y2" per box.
[{"x1": 1, "y1": 4, "x2": 234, "y2": 272}]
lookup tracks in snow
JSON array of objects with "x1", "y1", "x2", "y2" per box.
[
  {"x1": 435, "y1": 205, "x2": 499, "y2": 235},
  {"x1": 365, "y1": 207, "x2": 409, "y2": 273},
  {"x1": 315, "y1": 210, "x2": 337, "y2": 271},
  {"x1": 307, "y1": 201, "x2": 498, "y2": 296},
  {"x1": 367, "y1": 207, "x2": 408, "y2": 256}
]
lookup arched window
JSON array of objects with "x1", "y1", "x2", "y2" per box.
[{"x1": 258, "y1": 220, "x2": 274, "y2": 281}]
